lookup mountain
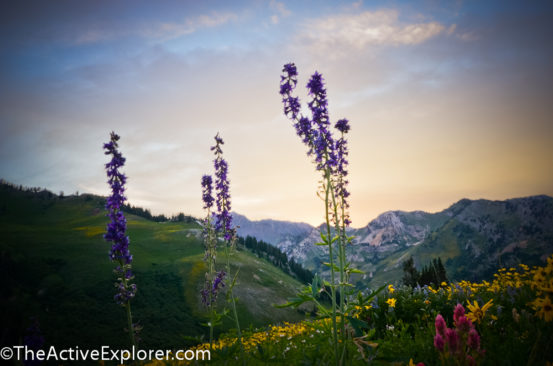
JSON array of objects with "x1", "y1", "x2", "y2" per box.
[
  {"x1": 234, "y1": 196, "x2": 553, "y2": 287},
  {"x1": 232, "y1": 212, "x2": 313, "y2": 248}
]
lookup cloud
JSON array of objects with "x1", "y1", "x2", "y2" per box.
[
  {"x1": 269, "y1": 0, "x2": 291, "y2": 24},
  {"x1": 299, "y1": 9, "x2": 446, "y2": 56},
  {"x1": 73, "y1": 12, "x2": 238, "y2": 45}
]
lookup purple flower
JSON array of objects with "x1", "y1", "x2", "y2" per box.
[
  {"x1": 213, "y1": 270, "x2": 226, "y2": 292},
  {"x1": 335, "y1": 118, "x2": 350, "y2": 134},
  {"x1": 280, "y1": 63, "x2": 301, "y2": 121},
  {"x1": 280, "y1": 64, "x2": 346, "y2": 173},
  {"x1": 201, "y1": 270, "x2": 227, "y2": 307},
  {"x1": 294, "y1": 116, "x2": 314, "y2": 151},
  {"x1": 201, "y1": 175, "x2": 214, "y2": 210},
  {"x1": 103, "y1": 132, "x2": 136, "y2": 305},
  {"x1": 307, "y1": 72, "x2": 337, "y2": 171},
  {"x1": 211, "y1": 133, "x2": 233, "y2": 241}
]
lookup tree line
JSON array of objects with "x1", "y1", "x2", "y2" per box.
[
  {"x1": 402, "y1": 256, "x2": 448, "y2": 287},
  {"x1": 237, "y1": 235, "x2": 314, "y2": 284}
]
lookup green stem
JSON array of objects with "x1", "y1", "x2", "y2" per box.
[
  {"x1": 324, "y1": 168, "x2": 339, "y2": 366},
  {"x1": 225, "y1": 243, "x2": 245, "y2": 364},
  {"x1": 330, "y1": 181, "x2": 347, "y2": 343},
  {"x1": 125, "y1": 296, "x2": 136, "y2": 347},
  {"x1": 118, "y1": 257, "x2": 136, "y2": 348},
  {"x1": 206, "y1": 213, "x2": 215, "y2": 350}
]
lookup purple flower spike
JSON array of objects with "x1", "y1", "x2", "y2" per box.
[
  {"x1": 306, "y1": 72, "x2": 337, "y2": 171},
  {"x1": 103, "y1": 132, "x2": 136, "y2": 305},
  {"x1": 201, "y1": 270, "x2": 227, "y2": 307},
  {"x1": 201, "y1": 175, "x2": 214, "y2": 210},
  {"x1": 212, "y1": 133, "x2": 233, "y2": 241},
  {"x1": 280, "y1": 63, "x2": 301, "y2": 121},
  {"x1": 335, "y1": 118, "x2": 350, "y2": 134}
]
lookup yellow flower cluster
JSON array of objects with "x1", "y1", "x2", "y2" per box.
[{"x1": 191, "y1": 321, "x2": 313, "y2": 354}]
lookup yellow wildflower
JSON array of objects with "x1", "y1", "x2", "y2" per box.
[
  {"x1": 533, "y1": 296, "x2": 553, "y2": 322},
  {"x1": 388, "y1": 284, "x2": 395, "y2": 294},
  {"x1": 386, "y1": 298, "x2": 396, "y2": 308},
  {"x1": 466, "y1": 299, "x2": 494, "y2": 324}
]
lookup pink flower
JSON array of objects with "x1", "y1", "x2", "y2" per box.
[
  {"x1": 453, "y1": 303, "x2": 465, "y2": 324},
  {"x1": 434, "y1": 333, "x2": 445, "y2": 352},
  {"x1": 445, "y1": 328, "x2": 459, "y2": 353},
  {"x1": 456, "y1": 315, "x2": 473, "y2": 333},
  {"x1": 468, "y1": 328, "x2": 480, "y2": 351},
  {"x1": 435, "y1": 314, "x2": 446, "y2": 336}
]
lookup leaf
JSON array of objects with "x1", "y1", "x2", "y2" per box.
[
  {"x1": 323, "y1": 262, "x2": 340, "y2": 271},
  {"x1": 315, "y1": 241, "x2": 328, "y2": 246},
  {"x1": 312, "y1": 274, "x2": 320, "y2": 298},
  {"x1": 346, "y1": 316, "x2": 369, "y2": 337}
]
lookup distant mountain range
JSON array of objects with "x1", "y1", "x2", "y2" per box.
[{"x1": 233, "y1": 195, "x2": 553, "y2": 287}]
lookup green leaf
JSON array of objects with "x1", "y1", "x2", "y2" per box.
[
  {"x1": 346, "y1": 316, "x2": 369, "y2": 337},
  {"x1": 315, "y1": 241, "x2": 328, "y2": 246},
  {"x1": 312, "y1": 274, "x2": 320, "y2": 298}
]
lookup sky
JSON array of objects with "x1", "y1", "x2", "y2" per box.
[{"x1": 1, "y1": 0, "x2": 552, "y2": 227}]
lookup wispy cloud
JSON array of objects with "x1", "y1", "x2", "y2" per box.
[
  {"x1": 269, "y1": 0, "x2": 291, "y2": 24},
  {"x1": 73, "y1": 12, "x2": 238, "y2": 45},
  {"x1": 299, "y1": 9, "x2": 447, "y2": 57}
]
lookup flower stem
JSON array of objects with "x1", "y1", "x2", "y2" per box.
[
  {"x1": 324, "y1": 167, "x2": 339, "y2": 366},
  {"x1": 224, "y1": 243, "x2": 245, "y2": 364},
  {"x1": 125, "y1": 299, "x2": 136, "y2": 347}
]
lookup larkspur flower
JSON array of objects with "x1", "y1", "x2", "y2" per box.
[
  {"x1": 211, "y1": 134, "x2": 234, "y2": 241},
  {"x1": 201, "y1": 271, "x2": 226, "y2": 307},
  {"x1": 307, "y1": 72, "x2": 337, "y2": 171},
  {"x1": 201, "y1": 175, "x2": 214, "y2": 210},
  {"x1": 103, "y1": 132, "x2": 137, "y2": 347},
  {"x1": 103, "y1": 132, "x2": 136, "y2": 305},
  {"x1": 280, "y1": 63, "x2": 301, "y2": 121}
]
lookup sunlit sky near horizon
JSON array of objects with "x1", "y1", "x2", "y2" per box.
[{"x1": 1, "y1": 0, "x2": 552, "y2": 227}]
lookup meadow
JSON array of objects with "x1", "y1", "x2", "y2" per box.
[{"x1": 0, "y1": 185, "x2": 305, "y2": 351}]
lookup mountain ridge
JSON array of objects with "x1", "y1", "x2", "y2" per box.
[{"x1": 233, "y1": 195, "x2": 553, "y2": 287}]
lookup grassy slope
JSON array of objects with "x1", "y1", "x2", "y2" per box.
[{"x1": 0, "y1": 188, "x2": 305, "y2": 350}]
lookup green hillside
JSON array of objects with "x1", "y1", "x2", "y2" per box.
[{"x1": 0, "y1": 184, "x2": 305, "y2": 350}]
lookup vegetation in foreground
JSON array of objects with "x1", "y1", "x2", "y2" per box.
[{"x1": 147, "y1": 256, "x2": 553, "y2": 365}]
